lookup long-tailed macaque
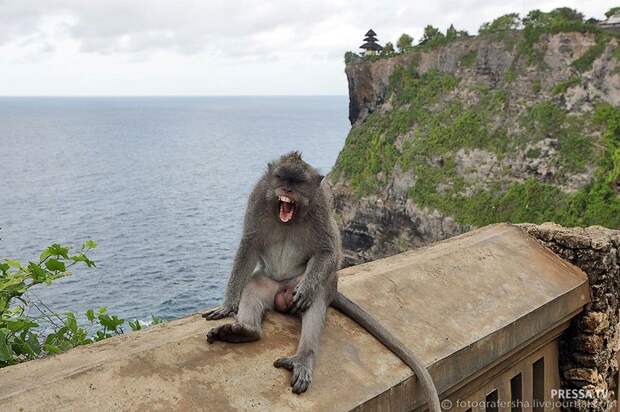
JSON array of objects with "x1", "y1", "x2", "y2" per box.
[{"x1": 203, "y1": 152, "x2": 440, "y2": 411}]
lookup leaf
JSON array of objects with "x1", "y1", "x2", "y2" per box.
[
  {"x1": 71, "y1": 253, "x2": 95, "y2": 268},
  {"x1": 0, "y1": 262, "x2": 10, "y2": 274},
  {"x1": 57, "y1": 339, "x2": 74, "y2": 352},
  {"x1": 64, "y1": 312, "x2": 78, "y2": 333},
  {"x1": 47, "y1": 244, "x2": 70, "y2": 259},
  {"x1": 82, "y1": 240, "x2": 97, "y2": 250},
  {"x1": 45, "y1": 259, "x2": 66, "y2": 272},
  {"x1": 39, "y1": 249, "x2": 52, "y2": 262},
  {"x1": 23, "y1": 332, "x2": 42, "y2": 356},
  {"x1": 5, "y1": 259, "x2": 22, "y2": 269},
  {"x1": 85, "y1": 309, "x2": 95, "y2": 322},
  {"x1": 12, "y1": 332, "x2": 39, "y2": 359},
  {"x1": 98, "y1": 314, "x2": 124, "y2": 331},
  {"x1": 151, "y1": 315, "x2": 165, "y2": 325},
  {"x1": 94, "y1": 331, "x2": 107, "y2": 342},
  {"x1": 28, "y1": 262, "x2": 52, "y2": 283},
  {"x1": 43, "y1": 342, "x2": 61, "y2": 354},
  {"x1": 0, "y1": 329, "x2": 15, "y2": 362},
  {"x1": 128, "y1": 320, "x2": 142, "y2": 331},
  {"x1": 4, "y1": 318, "x2": 38, "y2": 332}
]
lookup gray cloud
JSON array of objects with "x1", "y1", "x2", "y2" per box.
[
  {"x1": 0, "y1": 0, "x2": 612, "y2": 95},
  {"x1": 0, "y1": 0, "x2": 341, "y2": 57},
  {"x1": 1, "y1": 0, "x2": 609, "y2": 59}
]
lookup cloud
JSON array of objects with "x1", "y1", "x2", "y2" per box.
[
  {"x1": 2, "y1": 0, "x2": 609, "y2": 57},
  {"x1": 0, "y1": 0, "x2": 612, "y2": 95},
  {"x1": 0, "y1": 0, "x2": 342, "y2": 57}
]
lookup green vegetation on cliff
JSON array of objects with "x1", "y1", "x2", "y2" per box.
[{"x1": 335, "y1": 8, "x2": 620, "y2": 229}]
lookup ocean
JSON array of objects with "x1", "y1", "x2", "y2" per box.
[{"x1": 0, "y1": 96, "x2": 349, "y2": 324}]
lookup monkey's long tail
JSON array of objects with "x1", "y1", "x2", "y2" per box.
[{"x1": 331, "y1": 292, "x2": 441, "y2": 412}]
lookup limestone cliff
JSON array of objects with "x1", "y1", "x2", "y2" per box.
[{"x1": 330, "y1": 25, "x2": 620, "y2": 266}]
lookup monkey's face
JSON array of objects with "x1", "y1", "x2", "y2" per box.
[{"x1": 269, "y1": 163, "x2": 316, "y2": 224}]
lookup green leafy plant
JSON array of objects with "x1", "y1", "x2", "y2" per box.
[
  {"x1": 0, "y1": 242, "x2": 165, "y2": 367},
  {"x1": 460, "y1": 49, "x2": 477, "y2": 67},
  {"x1": 519, "y1": 7, "x2": 602, "y2": 65},
  {"x1": 396, "y1": 33, "x2": 413, "y2": 53},
  {"x1": 419, "y1": 25, "x2": 446, "y2": 49},
  {"x1": 0, "y1": 241, "x2": 97, "y2": 364},
  {"x1": 605, "y1": 7, "x2": 620, "y2": 18},
  {"x1": 552, "y1": 77, "x2": 580, "y2": 95},
  {"x1": 571, "y1": 32, "x2": 606, "y2": 73},
  {"x1": 382, "y1": 42, "x2": 395, "y2": 56},
  {"x1": 479, "y1": 13, "x2": 521, "y2": 34}
]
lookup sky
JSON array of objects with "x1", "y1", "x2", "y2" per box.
[{"x1": 0, "y1": 0, "x2": 613, "y2": 96}]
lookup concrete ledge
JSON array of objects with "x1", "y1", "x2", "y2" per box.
[{"x1": 0, "y1": 224, "x2": 590, "y2": 411}]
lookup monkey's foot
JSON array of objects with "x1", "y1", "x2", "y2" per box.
[
  {"x1": 202, "y1": 304, "x2": 236, "y2": 320},
  {"x1": 274, "y1": 355, "x2": 313, "y2": 394},
  {"x1": 206, "y1": 322, "x2": 260, "y2": 344}
]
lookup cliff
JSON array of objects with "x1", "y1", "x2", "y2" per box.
[{"x1": 330, "y1": 25, "x2": 620, "y2": 265}]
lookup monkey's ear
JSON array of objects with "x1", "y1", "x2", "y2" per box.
[
  {"x1": 267, "y1": 162, "x2": 274, "y2": 174},
  {"x1": 313, "y1": 174, "x2": 325, "y2": 186}
]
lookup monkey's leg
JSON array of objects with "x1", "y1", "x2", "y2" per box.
[
  {"x1": 207, "y1": 274, "x2": 278, "y2": 344},
  {"x1": 273, "y1": 285, "x2": 331, "y2": 394}
]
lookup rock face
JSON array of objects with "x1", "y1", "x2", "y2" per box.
[
  {"x1": 330, "y1": 30, "x2": 620, "y2": 266},
  {"x1": 519, "y1": 223, "x2": 620, "y2": 412}
]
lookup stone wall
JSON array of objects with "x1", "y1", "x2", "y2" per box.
[{"x1": 520, "y1": 223, "x2": 620, "y2": 411}]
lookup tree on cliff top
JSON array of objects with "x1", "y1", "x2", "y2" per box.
[
  {"x1": 446, "y1": 24, "x2": 469, "y2": 41},
  {"x1": 607, "y1": 7, "x2": 620, "y2": 18},
  {"x1": 382, "y1": 42, "x2": 395, "y2": 55},
  {"x1": 419, "y1": 25, "x2": 446, "y2": 48},
  {"x1": 396, "y1": 34, "x2": 413, "y2": 53},
  {"x1": 479, "y1": 13, "x2": 521, "y2": 33},
  {"x1": 522, "y1": 7, "x2": 584, "y2": 29}
]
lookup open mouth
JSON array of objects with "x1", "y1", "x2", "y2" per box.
[{"x1": 278, "y1": 195, "x2": 296, "y2": 223}]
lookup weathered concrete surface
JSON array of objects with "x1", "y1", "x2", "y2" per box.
[{"x1": 0, "y1": 224, "x2": 590, "y2": 411}]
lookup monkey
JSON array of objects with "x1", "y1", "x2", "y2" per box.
[{"x1": 203, "y1": 151, "x2": 440, "y2": 411}]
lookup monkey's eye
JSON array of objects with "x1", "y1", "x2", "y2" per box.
[{"x1": 275, "y1": 173, "x2": 282, "y2": 180}]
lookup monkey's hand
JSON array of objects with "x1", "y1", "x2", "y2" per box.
[
  {"x1": 202, "y1": 303, "x2": 237, "y2": 320},
  {"x1": 290, "y1": 280, "x2": 316, "y2": 314}
]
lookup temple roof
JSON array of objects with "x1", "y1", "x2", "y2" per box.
[
  {"x1": 360, "y1": 41, "x2": 383, "y2": 51},
  {"x1": 365, "y1": 29, "x2": 377, "y2": 37}
]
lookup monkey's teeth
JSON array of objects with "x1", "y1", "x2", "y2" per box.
[{"x1": 278, "y1": 195, "x2": 294, "y2": 203}]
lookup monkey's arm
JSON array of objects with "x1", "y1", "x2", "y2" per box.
[
  {"x1": 203, "y1": 234, "x2": 258, "y2": 320},
  {"x1": 331, "y1": 292, "x2": 441, "y2": 412},
  {"x1": 289, "y1": 250, "x2": 338, "y2": 314}
]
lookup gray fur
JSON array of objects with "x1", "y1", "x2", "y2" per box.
[{"x1": 203, "y1": 152, "x2": 439, "y2": 410}]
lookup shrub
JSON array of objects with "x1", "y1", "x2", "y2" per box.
[
  {"x1": 419, "y1": 25, "x2": 446, "y2": 48},
  {"x1": 382, "y1": 42, "x2": 395, "y2": 55},
  {"x1": 605, "y1": 7, "x2": 620, "y2": 18},
  {"x1": 571, "y1": 33, "x2": 606, "y2": 73},
  {"x1": 519, "y1": 8, "x2": 598, "y2": 64},
  {"x1": 460, "y1": 49, "x2": 477, "y2": 67},
  {"x1": 552, "y1": 77, "x2": 580, "y2": 95},
  {"x1": 397, "y1": 34, "x2": 413, "y2": 53},
  {"x1": 0, "y1": 242, "x2": 164, "y2": 367},
  {"x1": 479, "y1": 13, "x2": 521, "y2": 34},
  {"x1": 344, "y1": 51, "x2": 360, "y2": 64}
]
